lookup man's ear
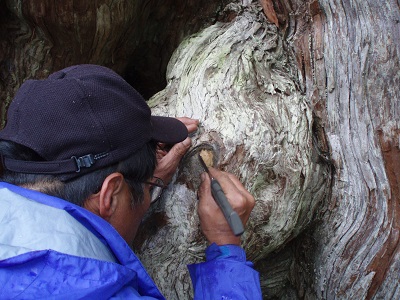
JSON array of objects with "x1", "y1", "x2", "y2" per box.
[{"x1": 97, "y1": 172, "x2": 125, "y2": 221}]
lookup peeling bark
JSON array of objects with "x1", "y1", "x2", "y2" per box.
[
  {"x1": 135, "y1": 3, "x2": 331, "y2": 298},
  {"x1": 136, "y1": 0, "x2": 400, "y2": 298},
  {"x1": 1, "y1": 0, "x2": 399, "y2": 299},
  {"x1": 300, "y1": 0, "x2": 400, "y2": 298}
]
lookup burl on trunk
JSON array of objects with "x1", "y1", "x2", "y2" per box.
[{"x1": 133, "y1": 4, "x2": 331, "y2": 299}]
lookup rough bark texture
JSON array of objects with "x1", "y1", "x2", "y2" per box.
[
  {"x1": 136, "y1": 4, "x2": 331, "y2": 298},
  {"x1": 271, "y1": 0, "x2": 400, "y2": 298},
  {"x1": 1, "y1": 0, "x2": 399, "y2": 299},
  {"x1": 0, "y1": 0, "x2": 229, "y2": 125},
  {"x1": 0, "y1": 0, "x2": 134, "y2": 126}
]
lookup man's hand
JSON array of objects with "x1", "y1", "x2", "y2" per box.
[
  {"x1": 153, "y1": 117, "x2": 199, "y2": 185},
  {"x1": 197, "y1": 168, "x2": 255, "y2": 245}
]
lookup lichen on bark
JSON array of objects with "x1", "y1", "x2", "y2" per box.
[{"x1": 135, "y1": 3, "x2": 331, "y2": 298}]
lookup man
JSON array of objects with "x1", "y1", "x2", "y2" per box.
[{"x1": 0, "y1": 64, "x2": 261, "y2": 299}]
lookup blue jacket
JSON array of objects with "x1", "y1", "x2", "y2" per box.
[{"x1": 0, "y1": 182, "x2": 261, "y2": 299}]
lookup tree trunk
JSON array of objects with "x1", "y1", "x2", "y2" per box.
[
  {"x1": 296, "y1": 0, "x2": 400, "y2": 298},
  {"x1": 0, "y1": 0, "x2": 228, "y2": 124},
  {"x1": 268, "y1": 0, "x2": 400, "y2": 298},
  {"x1": 1, "y1": 0, "x2": 399, "y2": 299},
  {"x1": 137, "y1": 4, "x2": 332, "y2": 298}
]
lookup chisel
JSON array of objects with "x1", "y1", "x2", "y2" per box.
[{"x1": 198, "y1": 153, "x2": 244, "y2": 236}]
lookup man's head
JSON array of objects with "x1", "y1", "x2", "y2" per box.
[
  {"x1": 0, "y1": 64, "x2": 188, "y2": 242},
  {"x1": 0, "y1": 64, "x2": 187, "y2": 180}
]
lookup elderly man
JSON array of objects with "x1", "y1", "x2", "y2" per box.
[{"x1": 0, "y1": 65, "x2": 261, "y2": 299}]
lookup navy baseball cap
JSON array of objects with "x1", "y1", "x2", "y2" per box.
[{"x1": 0, "y1": 64, "x2": 188, "y2": 180}]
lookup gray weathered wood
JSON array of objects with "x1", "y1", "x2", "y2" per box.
[
  {"x1": 136, "y1": 0, "x2": 400, "y2": 299},
  {"x1": 303, "y1": 0, "x2": 400, "y2": 298},
  {"x1": 1, "y1": 0, "x2": 399, "y2": 298},
  {"x1": 135, "y1": 3, "x2": 331, "y2": 298}
]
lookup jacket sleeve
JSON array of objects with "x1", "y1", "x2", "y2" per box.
[{"x1": 187, "y1": 243, "x2": 262, "y2": 300}]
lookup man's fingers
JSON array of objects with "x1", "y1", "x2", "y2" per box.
[
  {"x1": 198, "y1": 172, "x2": 211, "y2": 200},
  {"x1": 198, "y1": 172, "x2": 221, "y2": 216},
  {"x1": 169, "y1": 137, "x2": 191, "y2": 159},
  {"x1": 207, "y1": 167, "x2": 239, "y2": 194},
  {"x1": 153, "y1": 137, "x2": 192, "y2": 185},
  {"x1": 225, "y1": 173, "x2": 255, "y2": 205},
  {"x1": 151, "y1": 117, "x2": 196, "y2": 186},
  {"x1": 206, "y1": 167, "x2": 254, "y2": 215},
  {"x1": 176, "y1": 117, "x2": 199, "y2": 133},
  {"x1": 197, "y1": 169, "x2": 248, "y2": 245}
]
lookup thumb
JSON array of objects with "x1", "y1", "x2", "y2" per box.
[{"x1": 169, "y1": 137, "x2": 191, "y2": 160}]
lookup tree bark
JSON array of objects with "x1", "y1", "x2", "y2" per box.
[
  {"x1": 139, "y1": 1, "x2": 400, "y2": 298},
  {"x1": 137, "y1": 4, "x2": 332, "y2": 298},
  {"x1": 1, "y1": 0, "x2": 399, "y2": 299},
  {"x1": 270, "y1": 0, "x2": 400, "y2": 298},
  {"x1": 0, "y1": 0, "x2": 228, "y2": 125},
  {"x1": 298, "y1": 0, "x2": 400, "y2": 298}
]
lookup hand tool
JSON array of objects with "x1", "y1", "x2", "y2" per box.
[{"x1": 198, "y1": 154, "x2": 244, "y2": 236}]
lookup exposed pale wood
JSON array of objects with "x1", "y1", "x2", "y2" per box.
[
  {"x1": 1, "y1": 0, "x2": 399, "y2": 298},
  {"x1": 135, "y1": 3, "x2": 331, "y2": 298},
  {"x1": 137, "y1": 0, "x2": 400, "y2": 298}
]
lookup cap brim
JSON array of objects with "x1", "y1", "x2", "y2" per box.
[{"x1": 151, "y1": 116, "x2": 188, "y2": 144}]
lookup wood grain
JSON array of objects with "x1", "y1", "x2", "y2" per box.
[
  {"x1": 138, "y1": 3, "x2": 331, "y2": 298},
  {"x1": 1, "y1": 0, "x2": 399, "y2": 298}
]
